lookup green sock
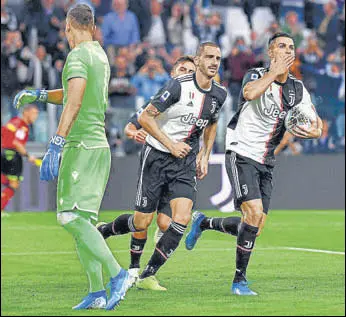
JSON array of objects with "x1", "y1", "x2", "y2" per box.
[
  {"x1": 63, "y1": 211, "x2": 122, "y2": 279},
  {"x1": 76, "y1": 240, "x2": 104, "y2": 293}
]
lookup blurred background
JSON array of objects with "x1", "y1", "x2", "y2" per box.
[{"x1": 1, "y1": 0, "x2": 345, "y2": 211}]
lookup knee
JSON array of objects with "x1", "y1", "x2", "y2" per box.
[
  {"x1": 134, "y1": 213, "x2": 153, "y2": 231},
  {"x1": 242, "y1": 203, "x2": 263, "y2": 226},
  {"x1": 157, "y1": 214, "x2": 171, "y2": 232},
  {"x1": 57, "y1": 212, "x2": 79, "y2": 227},
  {"x1": 173, "y1": 213, "x2": 191, "y2": 226}
]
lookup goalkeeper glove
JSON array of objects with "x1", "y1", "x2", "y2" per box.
[
  {"x1": 13, "y1": 89, "x2": 48, "y2": 109},
  {"x1": 40, "y1": 135, "x2": 65, "y2": 181}
]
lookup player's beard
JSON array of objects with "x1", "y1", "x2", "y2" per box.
[{"x1": 200, "y1": 63, "x2": 215, "y2": 80}]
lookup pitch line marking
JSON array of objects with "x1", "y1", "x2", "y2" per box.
[{"x1": 1, "y1": 247, "x2": 344, "y2": 256}]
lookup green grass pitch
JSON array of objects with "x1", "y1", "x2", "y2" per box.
[{"x1": 1, "y1": 210, "x2": 345, "y2": 316}]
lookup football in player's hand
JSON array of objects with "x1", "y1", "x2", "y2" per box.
[{"x1": 285, "y1": 103, "x2": 317, "y2": 135}]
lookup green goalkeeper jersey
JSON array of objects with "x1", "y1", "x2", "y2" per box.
[{"x1": 62, "y1": 41, "x2": 110, "y2": 148}]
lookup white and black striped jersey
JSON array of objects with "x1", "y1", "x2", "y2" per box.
[
  {"x1": 147, "y1": 73, "x2": 228, "y2": 154},
  {"x1": 226, "y1": 67, "x2": 313, "y2": 166}
]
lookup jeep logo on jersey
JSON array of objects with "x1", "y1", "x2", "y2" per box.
[
  {"x1": 263, "y1": 104, "x2": 287, "y2": 120},
  {"x1": 181, "y1": 113, "x2": 209, "y2": 129}
]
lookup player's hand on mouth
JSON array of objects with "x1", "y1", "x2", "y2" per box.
[
  {"x1": 171, "y1": 142, "x2": 192, "y2": 158},
  {"x1": 270, "y1": 55, "x2": 295, "y2": 76}
]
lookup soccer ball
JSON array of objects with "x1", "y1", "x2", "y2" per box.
[{"x1": 284, "y1": 103, "x2": 316, "y2": 134}]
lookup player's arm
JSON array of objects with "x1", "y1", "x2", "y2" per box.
[
  {"x1": 138, "y1": 79, "x2": 191, "y2": 158},
  {"x1": 46, "y1": 89, "x2": 64, "y2": 104},
  {"x1": 12, "y1": 139, "x2": 36, "y2": 163},
  {"x1": 274, "y1": 131, "x2": 294, "y2": 156},
  {"x1": 138, "y1": 104, "x2": 191, "y2": 158},
  {"x1": 124, "y1": 122, "x2": 148, "y2": 144},
  {"x1": 56, "y1": 78, "x2": 86, "y2": 137},
  {"x1": 197, "y1": 122, "x2": 217, "y2": 180},
  {"x1": 13, "y1": 88, "x2": 64, "y2": 109},
  {"x1": 125, "y1": 107, "x2": 148, "y2": 144},
  {"x1": 243, "y1": 55, "x2": 295, "y2": 101}
]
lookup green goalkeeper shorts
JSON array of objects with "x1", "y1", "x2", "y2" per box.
[{"x1": 57, "y1": 146, "x2": 111, "y2": 220}]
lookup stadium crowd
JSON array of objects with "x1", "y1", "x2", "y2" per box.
[{"x1": 1, "y1": 0, "x2": 345, "y2": 155}]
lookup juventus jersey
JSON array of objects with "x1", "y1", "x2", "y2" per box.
[
  {"x1": 148, "y1": 73, "x2": 228, "y2": 154},
  {"x1": 226, "y1": 67, "x2": 313, "y2": 166}
]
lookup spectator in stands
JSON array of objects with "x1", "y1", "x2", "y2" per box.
[
  {"x1": 92, "y1": 0, "x2": 112, "y2": 25},
  {"x1": 327, "y1": 45, "x2": 345, "y2": 64},
  {"x1": 251, "y1": 20, "x2": 281, "y2": 64},
  {"x1": 26, "y1": 45, "x2": 56, "y2": 96},
  {"x1": 317, "y1": 0, "x2": 340, "y2": 54},
  {"x1": 131, "y1": 57, "x2": 170, "y2": 101},
  {"x1": 335, "y1": 108, "x2": 345, "y2": 149},
  {"x1": 102, "y1": 0, "x2": 140, "y2": 59},
  {"x1": 145, "y1": 0, "x2": 167, "y2": 48},
  {"x1": 280, "y1": 0, "x2": 305, "y2": 23},
  {"x1": 109, "y1": 55, "x2": 136, "y2": 97},
  {"x1": 1, "y1": 0, "x2": 18, "y2": 36},
  {"x1": 117, "y1": 45, "x2": 137, "y2": 75},
  {"x1": 128, "y1": 0, "x2": 151, "y2": 41},
  {"x1": 38, "y1": 0, "x2": 65, "y2": 54},
  {"x1": 282, "y1": 11, "x2": 304, "y2": 49},
  {"x1": 300, "y1": 33, "x2": 325, "y2": 90},
  {"x1": 301, "y1": 33, "x2": 325, "y2": 66},
  {"x1": 192, "y1": 9, "x2": 225, "y2": 47},
  {"x1": 166, "y1": 2, "x2": 192, "y2": 50},
  {"x1": 224, "y1": 36, "x2": 256, "y2": 111},
  {"x1": 1, "y1": 30, "x2": 26, "y2": 121}
]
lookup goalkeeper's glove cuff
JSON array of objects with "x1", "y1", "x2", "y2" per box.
[
  {"x1": 49, "y1": 135, "x2": 65, "y2": 152},
  {"x1": 36, "y1": 89, "x2": 48, "y2": 103}
]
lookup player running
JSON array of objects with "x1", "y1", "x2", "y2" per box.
[
  {"x1": 1, "y1": 105, "x2": 40, "y2": 217},
  {"x1": 13, "y1": 4, "x2": 130, "y2": 310},
  {"x1": 99, "y1": 42, "x2": 227, "y2": 292},
  {"x1": 97, "y1": 56, "x2": 196, "y2": 290},
  {"x1": 185, "y1": 32, "x2": 323, "y2": 296}
]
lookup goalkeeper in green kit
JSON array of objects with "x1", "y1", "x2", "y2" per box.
[{"x1": 13, "y1": 4, "x2": 132, "y2": 311}]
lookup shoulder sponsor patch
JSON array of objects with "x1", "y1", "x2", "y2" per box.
[{"x1": 160, "y1": 91, "x2": 171, "y2": 102}]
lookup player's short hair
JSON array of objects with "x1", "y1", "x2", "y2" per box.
[
  {"x1": 196, "y1": 42, "x2": 220, "y2": 57},
  {"x1": 172, "y1": 55, "x2": 195, "y2": 71},
  {"x1": 67, "y1": 4, "x2": 94, "y2": 30},
  {"x1": 268, "y1": 32, "x2": 294, "y2": 46}
]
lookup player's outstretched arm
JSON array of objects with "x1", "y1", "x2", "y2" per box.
[
  {"x1": 138, "y1": 104, "x2": 191, "y2": 158},
  {"x1": 197, "y1": 122, "x2": 217, "y2": 180},
  {"x1": 40, "y1": 78, "x2": 86, "y2": 181},
  {"x1": 13, "y1": 89, "x2": 64, "y2": 109}
]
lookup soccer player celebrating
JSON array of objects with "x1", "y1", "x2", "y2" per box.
[
  {"x1": 101, "y1": 42, "x2": 227, "y2": 292},
  {"x1": 185, "y1": 32, "x2": 323, "y2": 296},
  {"x1": 97, "y1": 56, "x2": 196, "y2": 290},
  {"x1": 1, "y1": 105, "x2": 39, "y2": 216},
  {"x1": 14, "y1": 4, "x2": 131, "y2": 310}
]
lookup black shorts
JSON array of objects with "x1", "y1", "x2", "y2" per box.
[
  {"x1": 157, "y1": 193, "x2": 172, "y2": 218},
  {"x1": 135, "y1": 144, "x2": 197, "y2": 213},
  {"x1": 225, "y1": 151, "x2": 273, "y2": 214},
  {"x1": 1, "y1": 149, "x2": 23, "y2": 180}
]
